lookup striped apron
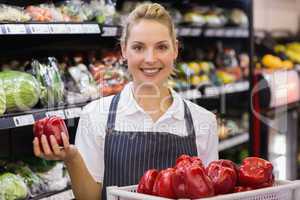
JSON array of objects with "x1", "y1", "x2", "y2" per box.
[{"x1": 102, "y1": 93, "x2": 198, "y2": 199}]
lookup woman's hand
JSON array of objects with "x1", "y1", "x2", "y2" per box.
[{"x1": 33, "y1": 132, "x2": 78, "y2": 163}]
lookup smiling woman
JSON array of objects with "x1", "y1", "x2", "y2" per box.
[{"x1": 33, "y1": 3, "x2": 218, "y2": 200}]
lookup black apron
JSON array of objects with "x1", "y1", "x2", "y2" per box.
[{"x1": 102, "y1": 92, "x2": 198, "y2": 199}]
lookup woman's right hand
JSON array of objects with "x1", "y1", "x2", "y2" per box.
[{"x1": 33, "y1": 132, "x2": 78, "y2": 163}]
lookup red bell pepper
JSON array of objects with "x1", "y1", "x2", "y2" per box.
[
  {"x1": 33, "y1": 117, "x2": 49, "y2": 139},
  {"x1": 34, "y1": 116, "x2": 69, "y2": 147},
  {"x1": 175, "y1": 154, "x2": 204, "y2": 169},
  {"x1": 137, "y1": 169, "x2": 159, "y2": 195},
  {"x1": 206, "y1": 160, "x2": 237, "y2": 194},
  {"x1": 152, "y1": 168, "x2": 176, "y2": 199},
  {"x1": 44, "y1": 116, "x2": 69, "y2": 146},
  {"x1": 255, "y1": 173, "x2": 275, "y2": 189},
  {"x1": 238, "y1": 157, "x2": 273, "y2": 187},
  {"x1": 185, "y1": 165, "x2": 215, "y2": 198}
]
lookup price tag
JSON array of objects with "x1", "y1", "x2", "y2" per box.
[
  {"x1": 13, "y1": 114, "x2": 35, "y2": 127},
  {"x1": 215, "y1": 29, "x2": 224, "y2": 37},
  {"x1": 205, "y1": 86, "x2": 219, "y2": 97},
  {"x1": 204, "y1": 29, "x2": 214, "y2": 37},
  {"x1": 223, "y1": 84, "x2": 235, "y2": 93},
  {"x1": 40, "y1": 189, "x2": 74, "y2": 200},
  {"x1": 4, "y1": 24, "x2": 27, "y2": 34},
  {"x1": 64, "y1": 107, "x2": 82, "y2": 118},
  {"x1": 28, "y1": 24, "x2": 50, "y2": 34},
  {"x1": 235, "y1": 81, "x2": 249, "y2": 91},
  {"x1": 46, "y1": 110, "x2": 65, "y2": 119},
  {"x1": 225, "y1": 29, "x2": 235, "y2": 37},
  {"x1": 82, "y1": 24, "x2": 101, "y2": 33},
  {"x1": 179, "y1": 27, "x2": 191, "y2": 36},
  {"x1": 102, "y1": 26, "x2": 118, "y2": 36},
  {"x1": 190, "y1": 28, "x2": 202, "y2": 36},
  {"x1": 67, "y1": 24, "x2": 84, "y2": 33},
  {"x1": 49, "y1": 24, "x2": 68, "y2": 34}
]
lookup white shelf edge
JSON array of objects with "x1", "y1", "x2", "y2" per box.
[{"x1": 218, "y1": 132, "x2": 249, "y2": 151}]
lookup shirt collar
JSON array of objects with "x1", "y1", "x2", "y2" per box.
[{"x1": 117, "y1": 82, "x2": 185, "y2": 120}]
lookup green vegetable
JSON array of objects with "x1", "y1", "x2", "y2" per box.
[
  {"x1": 31, "y1": 58, "x2": 64, "y2": 107},
  {"x1": 0, "y1": 172, "x2": 28, "y2": 200},
  {"x1": 0, "y1": 81, "x2": 5, "y2": 115},
  {"x1": 0, "y1": 70, "x2": 40, "y2": 112},
  {"x1": 23, "y1": 157, "x2": 57, "y2": 173}
]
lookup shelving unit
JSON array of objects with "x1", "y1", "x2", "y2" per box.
[{"x1": 0, "y1": 0, "x2": 255, "y2": 198}]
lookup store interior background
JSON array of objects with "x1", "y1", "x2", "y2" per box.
[{"x1": 0, "y1": 0, "x2": 299, "y2": 199}]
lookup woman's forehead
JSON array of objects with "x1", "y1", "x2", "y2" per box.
[{"x1": 127, "y1": 19, "x2": 172, "y2": 43}]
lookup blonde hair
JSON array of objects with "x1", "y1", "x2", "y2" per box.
[{"x1": 120, "y1": 3, "x2": 177, "y2": 48}]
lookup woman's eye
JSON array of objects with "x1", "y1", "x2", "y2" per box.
[
  {"x1": 158, "y1": 45, "x2": 168, "y2": 51},
  {"x1": 132, "y1": 45, "x2": 143, "y2": 52}
]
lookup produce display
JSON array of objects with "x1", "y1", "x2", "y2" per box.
[
  {"x1": 89, "y1": 51, "x2": 129, "y2": 97},
  {"x1": 0, "y1": 158, "x2": 69, "y2": 199},
  {"x1": 171, "y1": 45, "x2": 248, "y2": 91},
  {"x1": 34, "y1": 116, "x2": 69, "y2": 147},
  {"x1": 0, "y1": 0, "x2": 117, "y2": 24},
  {"x1": 31, "y1": 57, "x2": 65, "y2": 107},
  {"x1": 137, "y1": 154, "x2": 274, "y2": 199},
  {"x1": 121, "y1": 2, "x2": 248, "y2": 27},
  {"x1": 0, "y1": 70, "x2": 40, "y2": 112},
  {"x1": 0, "y1": 172, "x2": 28, "y2": 200}
]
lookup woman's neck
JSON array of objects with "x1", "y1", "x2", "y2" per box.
[{"x1": 133, "y1": 82, "x2": 173, "y2": 122}]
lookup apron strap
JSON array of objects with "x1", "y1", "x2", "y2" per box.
[
  {"x1": 106, "y1": 93, "x2": 121, "y2": 134},
  {"x1": 183, "y1": 100, "x2": 196, "y2": 137}
]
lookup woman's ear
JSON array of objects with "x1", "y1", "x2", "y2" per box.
[{"x1": 174, "y1": 39, "x2": 179, "y2": 59}]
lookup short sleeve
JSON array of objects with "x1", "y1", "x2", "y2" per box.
[{"x1": 75, "y1": 100, "x2": 107, "y2": 183}]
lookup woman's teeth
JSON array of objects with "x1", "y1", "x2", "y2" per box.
[{"x1": 141, "y1": 68, "x2": 161, "y2": 76}]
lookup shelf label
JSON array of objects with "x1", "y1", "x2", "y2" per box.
[
  {"x1": 3, "y1": 24, "x2": 27, "y2": 34},
  {"x1": 190, "y1": 28, "x2": 202, "y2": 36},
  {"x1": 102, "y1": 26, "x2": 118, "y2": 36},
  {"x1": 64, "y1": 107, "x2": 82, "y2": 118},
  {"x1": 179, "y1": 27, "x2": 191, "y2": 36},
  {"x1": 49, "y1": 24, "x2": 69, "y2": 34},
  {"x1": 204, "y1": 29, "x2": 215, "y2": 37},
  {"x1": 40, "y1": 189, "x2": 74, "y2": 200},
  {"x1": 28, "y1": 24, "x2": 50, "y2": 34},
  {"x1": 205, "y1": 86, "x2": 220, "y2": 97},
  {"x1": 46, "y1": 110, "x2": 66, "y2": 119},
  {"x1": 67, "y1": 24, "x2": 84, "y2": 33},
  {"x1": 235, "y1": 81, "x2": 249, "y2": 91},
  {"x1": 82, "y1": 24, "x2": 101, "y2": 33},
  {"x1": 13, "y1": 114, "x2": 35, "y2": 127}
]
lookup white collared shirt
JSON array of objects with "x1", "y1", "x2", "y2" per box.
[{"x1": 75, "y1": 82, "x2": 218, "y2": 183}]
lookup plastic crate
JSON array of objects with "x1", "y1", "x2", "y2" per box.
[{"x1": 106, "y1": 180, "x2": 300, "y2": 200}]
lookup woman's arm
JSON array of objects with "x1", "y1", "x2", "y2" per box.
[
  {"x1": 65, "y1": 151, "x2": 102, "y2": 200},
  {"x1": 33, "y1": 132, "x2": 102, "y2": 200}
]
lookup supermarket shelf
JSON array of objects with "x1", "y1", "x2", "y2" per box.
[
  {"x1": 0, "y1": 23, "x2": 248, "y2": 38},
  {"x1": 218, "y1": 132, "x2": 249, "y2": 151},
  {"x1": 0, "y1": 23, "x2": 101, "y2": 35},
  {"x1": 203, "y1": 81, "x2": 249, "y2": 97},
  {"x1": 178, "y1": 81, "x2": 249, "y2": 100},
  {"x1": 178, "y1": 88, "x2": 202, "y2": 100},
  {"x1": 31, "y1": 188, "x2": 74, "y2": 200},
  {"x1": 176, "y1": 26, "x2": 249, "y2": 38},
  {"x1": 0, "y1": 103, "x2": 87, "y2": 130}
]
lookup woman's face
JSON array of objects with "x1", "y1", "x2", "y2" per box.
[{"x1": 122, "y1": 19, "x2": 178, "y2": 87}]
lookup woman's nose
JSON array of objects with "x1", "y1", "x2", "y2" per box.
[{"x1": 144, "y1": 49, "x2": 157, "y2": 63}]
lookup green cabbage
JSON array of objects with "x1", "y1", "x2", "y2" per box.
[
  {"x1": 0, "y1": 80, "x2": 5, "y2": 115},
  {"x1": 0, "y1": 70, "x2": 40, "y2": 112},
  {"x1": 0, "y1": 172, "x2": 28, "y2": 200}
]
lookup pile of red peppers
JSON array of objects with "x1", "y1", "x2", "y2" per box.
[{"x1": 137, "y1": 155, "x2": 274, "y2": 199}]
